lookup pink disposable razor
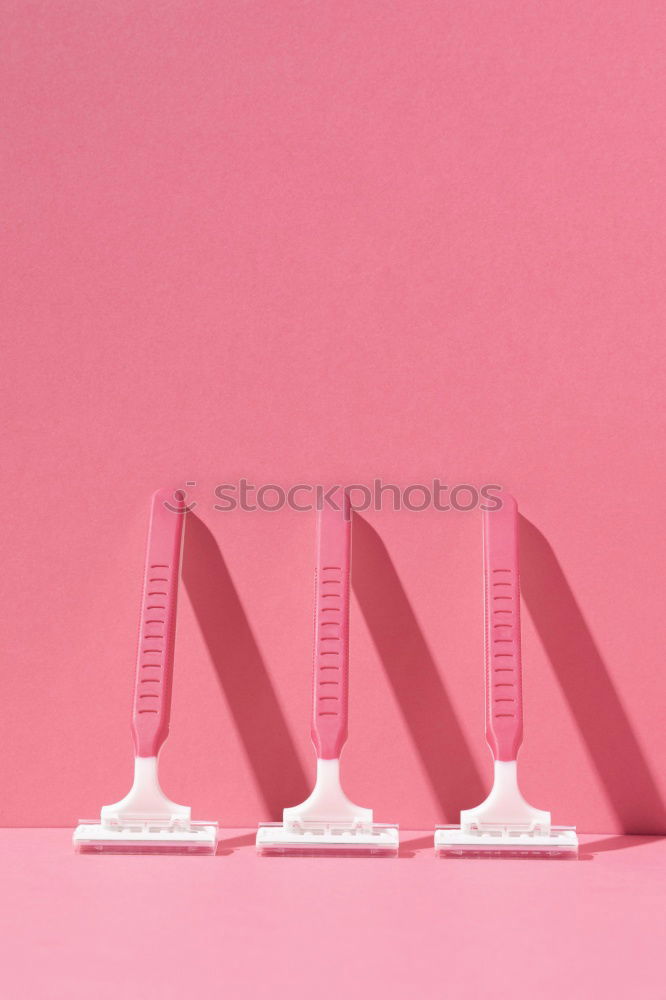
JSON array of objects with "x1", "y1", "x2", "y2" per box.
[
  {"x1": 256, "y1": 488, "x2": 399, "y2": 855},
  {"x1": 73, "y1": 490, "x2": 218, "y2": 854},
  {"x1": 435, "y1": 494, "x2": 578, "y2": 856}
]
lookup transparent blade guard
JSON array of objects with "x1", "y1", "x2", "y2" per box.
[{"x1": 256, "y1": 490, "x2": 398, "y2": 856}]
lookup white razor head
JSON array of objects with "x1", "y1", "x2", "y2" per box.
[
  {"x1": 256, "y1": 822, "x2": 399, "y2": 856},
  {"x1": 73, "y1": 820, "x2": 219, "y2": 855},
  {"x1": 434, "y1": 824, "x2": 578, "y2": 858},
  {"x1": 438, "y1": 761, "x2": 579, "y2": 856},
  {"x1": 257, "y1": 758, "x2": 399, "y2": 856},
  {"x1": 73, "y1": 757, "x2": 218, "y2": 854}
]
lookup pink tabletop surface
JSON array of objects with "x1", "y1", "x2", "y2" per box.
[{"x1": 0, "y1": 830, "x2": 663, "y2": 999}]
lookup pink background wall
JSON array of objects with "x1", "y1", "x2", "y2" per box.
[{"x1": 2, "y1": 1, "x2": 665, "y2": 832}]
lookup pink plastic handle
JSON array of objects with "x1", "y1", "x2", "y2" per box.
[
  {"x1": 483, "y1": 494, "x2": 523, "y2": 762},
  {"x1": 131, "y1": 489, "x2": 186, "y2": 758},
  {"x1": 310, "y1": 488, "x2": 351, "y2": 760}
]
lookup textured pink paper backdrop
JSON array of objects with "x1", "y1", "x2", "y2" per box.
[{"x1": 1, "y1": 1, "x2": 665, "y2": 832}]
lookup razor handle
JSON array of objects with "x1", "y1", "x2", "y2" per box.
[
  {"x1": 131, "y1": 489, "x2": 186, "y2": 758},
  {"x1": 483, "y1": 494, "x2": 524, "y2": 762},
  {"x1": 311, "y1": 488, "x2": 351, "y2": 759}
]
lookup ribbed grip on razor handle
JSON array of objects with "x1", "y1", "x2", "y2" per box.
[
  {"x1": 483, "y1": 494, "x2": 523, "y2": 761},
  {"x1": 131, "y1": 489, "x2": 186, "y2": 757},
  {"x1": 311, "y1": 489, "x2": 350, "y2": 759}
]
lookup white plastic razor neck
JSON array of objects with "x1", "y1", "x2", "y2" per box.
[
  {"x1": 100, "y1": 756, "x2": 191, "y2": 825},
  {"x1": 460, "y1": 761, "x2": 551, "y2": 834},
  {"x1": 283, "y1": 759, "x2": 373, "y2": 828}
]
